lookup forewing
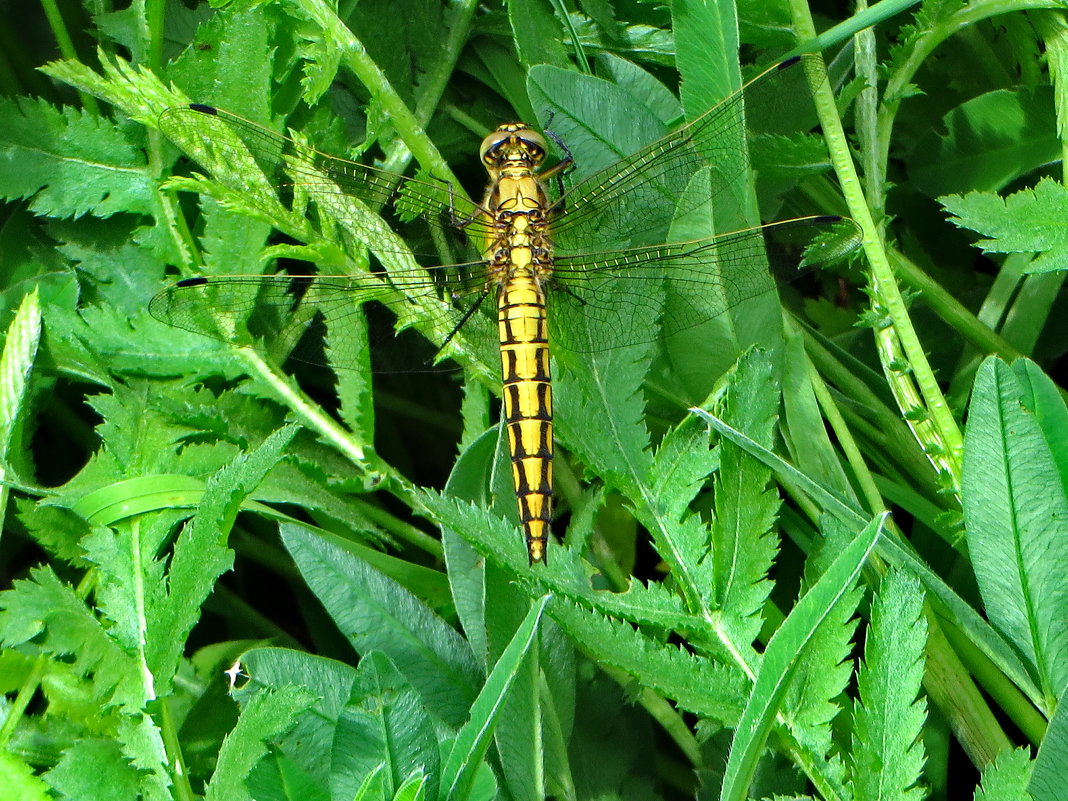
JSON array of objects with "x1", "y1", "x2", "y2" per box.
[
  {"x1": 550, "y1": 56, "x2": 826, "y2": 253},
  {"x1": 149, "y1": 264, "x2": 495, "y2": 373},
  {"x1": 158, "y1": 105, "x2": 496, "y2": 256},
  {"x1": 548, "y1": 216, "x2": 862, "y2": 355}
]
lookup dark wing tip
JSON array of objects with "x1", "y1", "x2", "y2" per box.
[
  {"x1": 176, "y1": 277, "x2": 209, "y2": 287},
  {"x1": 188, "y1": 103, "x2": 218, "y2": 115},
  {"x1": 779, "y1": 55, "x2": 802, "y2": 70},
  {"x1": 812, "y1": 214, "x2": 843, "y2": 224}
]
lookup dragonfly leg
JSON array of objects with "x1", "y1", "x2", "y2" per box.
[
  {"x1": 540, "y1": 125, "x2": 575, "y2": 182},
  {"x1": 552, "y1": 283, "x2": 587, "y2": 309},
  {"x1": 436, "y1": 289, "x2": 491, "y2": 356},
  {"x1": 427, "y1": 172, "x2": 484, "y2": 229}
]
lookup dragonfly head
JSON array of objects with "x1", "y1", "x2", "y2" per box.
[{"x1": 480, "y1": 124, "x2": 547, "y2": 171}]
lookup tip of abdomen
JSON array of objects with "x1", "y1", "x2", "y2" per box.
[{"x1": 527, "y1": 534, "x2": 547, "y2": 565}]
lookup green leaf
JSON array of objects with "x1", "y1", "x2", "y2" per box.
[
  {"x1": 673, "y1": 0, "x2": 740, "y2": 124},
  {"x1": 720, "y1": 513, "x2": 881, "y2": 801},
  {"x1": 0, "y1": 566, "x2": 145, "y2": 708},
  {"x1": 166, "y1": 4, "x2": 277, "y2": 118},
  {"x1": 648, "y1": 414, "x2": 717, "y2": 524},
  {"x1": 509, "y1": 0, "x2": 570, "y2": 69},
  {"x1": 423, "y1": 493, "x2": 719, "y2": 645},
  {"x1": 849, "y1": 570, "x2": 928, "y2": 801},
  {"x1": 0, "y1": 96, "x2": 154, "y2": 219},
  {"x1": 912, "y1": 87, "x2": 1059, "y2": 196},
  {"x1": 44, "y1": 738, "x2": 141, "y2": 801},
  {"x1": 392, "y1": 773, "x2": 429, "y2": 801},
  {"x1": 0, "y1": 750, "x2": 50, "y2": 799},
  {"x1": 331, "y1": 651, "x2": 440, "y2": 801},
  {"x1": 151, "y1": 425, "x2": 298, "y2": 691},
  {"x1": 546, "y1": 596, "x2": 746, "y2": 722},
  {"x1": 1011, "y1": 359, "x2": 1068, "y2": 498},
  {"x1": 0, "y1": 286, "x2": 41, "y2": 541},
  {"x1": 780, "y1": 333, "x2": 855, "y2": 503},
  {"x1": 710, "y1": 350, "x2": 782, "y2": 643},
  {"x1": 963, "y1": 357, "x2": 1068, "y2": 702},
  {"x1": 553, "y1": 335, "x2": 654, "y2": 498},
  {"x1": 205, "y1": 684, "x2": 318, "y2": 801},
  {"x1": 783, "y1": 520, "x2": 865, "y2": 796},
  {"x1": 1030, "y1": 680, "x2": 1068, "y2": 801},
  {"x1": 974, "y1": 747, "x2": 1034, "y2": 801},
  {"x1": 0, "y1": 287, "x2": 41, "y2": 452},
  {"x1": 526, "y1": 65, "x2": 672, "y2": 181},
  {"x1": 236, "y1": 647, "x2": 368, "y2": 800},
  {"x1": 940, "y1": 178, "x2": 1068, "y2": 273},
  {"x1": 281, "y1": 523, "x2": 483, "y2": 728},
  {"x1": 441, "y1": 595, "x2": 548, "y2": 801},
  {"x1": 483, "y1": 574, "x2": 544, "y2": 801},
  {"x1": 595, "y1": 53, "x2": 682, "y2": 122}
]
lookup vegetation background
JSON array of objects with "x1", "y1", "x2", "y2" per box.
[{"x1": 0, "y1": 0, "x2": 1066, "y2": 800}]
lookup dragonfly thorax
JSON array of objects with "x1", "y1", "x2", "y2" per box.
[{"x1": 480, "y1": 123, "x2": 547, "y2": 170}]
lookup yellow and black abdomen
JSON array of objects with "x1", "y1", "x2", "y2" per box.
[
  {"x1": 478, "y1": 134, "x2": 557, "y2": 564},
  {"x1": 497, "y1": 272, "x2": 553, "y2": 564}
]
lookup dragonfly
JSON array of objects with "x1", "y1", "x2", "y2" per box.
[{"x1": 150, "y1": 54, "x2": 862, "y2": 565}]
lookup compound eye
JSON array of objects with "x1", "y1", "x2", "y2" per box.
[
  {"x1": 480, "y1": 128, "x2": 511, "y2": 163},
  {"x1": 517, "y1": 128, "x2": 547, "y2": 156},
  {"x1": 479, "y1": 124, "x2": 548, "y2": 165}
]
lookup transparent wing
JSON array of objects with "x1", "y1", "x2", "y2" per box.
[
  {"x1": 548, "y1": 216, "x2": 862, "y2": 354},
  {"x1": 148, "y1": 216, "x2": 861, "y2": 369},
  {"x1": 158, "y1": 104, "x2": 496, "y2": 257},
  {"x1": 148, "y1": 263, "x2": 496, "y2": 373},
  {"x1": 549, "y1": 55, "x2": 826, "y2": 251},
  {"x1": 152, "y1": 55, "x2": 856, "y2": 373}
]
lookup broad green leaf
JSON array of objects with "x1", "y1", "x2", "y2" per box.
[
  {"x1": 1030, "y1": 680, "x2": 1068, "y2": 801},
  {"x1": 392, "y1": 773, "x2": 429, "y2": 801},
  {"x1": 441, "y1": 427, "x2": 499, "y2": 665},
  {"x1": 509, "y1": 0, "x2": 570, "y2": 69},
  {"x1": 1011, "y1": 359, "x2": 1068, "y2": 498},
  {"x1": 0, "y1": 287, "x2": 41, "y2": 545},
  {"x1": 780, "y1": 333, "x2": 855, "y2": 503},
  {"x1": 912, "y1": 87, "x2": 1059, "y2": 196},
  {"x1": 330, "y1": 652, "x2": 440, "y2": 801},
  {"x1": 595, "y1": 53, "x2": 682, "y2": 122},
  {"x1": 238, "y1": 647, "x2": 368, "y2": 799},
  {"x1": 526, "y1": 65, "x2": 673, "y2": 182},
  {"x1": 674, "y1": 0, "x2": 740, "y2": 121},
  {"x1": 673, "y1": 0, "x2": 753, "y2": 247},
  {"x1": 0, "y1": 287, "x2": 41, "y2": 451},
  {"x1": 484, "y1": 572, "x2": 544, "y2": 801},
  {"x1": 281, "y1": 523, "x2": 482, "y2": 728},
  {"x1": 565, "y1": 670, "x2": 659, "y2": 799},
  {"x1": 963, "y1": 357, "x2": 1068, "y2": 702}
]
